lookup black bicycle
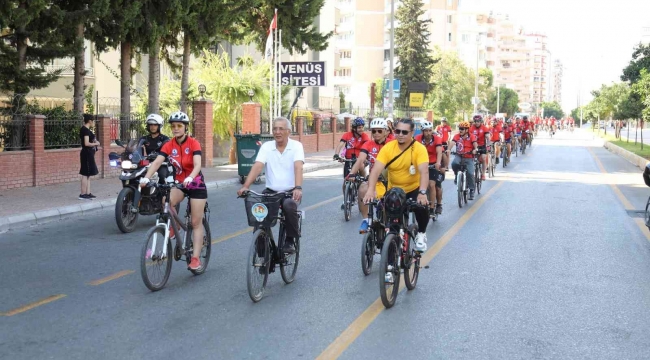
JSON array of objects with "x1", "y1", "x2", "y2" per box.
[
  {"x1": 361, "y1": 198, "x2": 386, "y2": 276},
  {"x1": 488, "y1": 145, "x2": 496, "y2": 178},
  {"x1": 340, "y1": 158, "x2": 361, "y2": 221},
  {"x1": 239, "y1": 189, "x2": 302, "y2": 302},
  {"x1": 474, "y1": 153, "x2": 483, "y2": 195},
  {"x1": 501, "y1": 140, "x2": 510, "y2": 168},
  {"x1": 379, "y1": 198, "x2": 428, "y2": 308},
  {"x1": 140, "y1": 182, "x2": 211, "y2": 292},
  {"x1": 453, "y1": 152, "x2": 474, "y2": 208}
]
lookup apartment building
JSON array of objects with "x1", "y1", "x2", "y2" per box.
[
  {"x1": 525, "y1": 33, "x2": 549, "y2": 108},
  {"x1": 456, "y1": 8, "x2": 488, "y2": 71},
  {"x1": 553, "y1": 59, "x2": 563, "y2": 105}
]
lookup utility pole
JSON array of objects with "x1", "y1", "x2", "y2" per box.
[
  {"x1": 473, "y1": 33, "x2": 480, "y2": 113},
  {"x1": 497, "y1": 86, "x2": 500, "y2": 114},
  {"x1": 388, "y1": 0, "x2": 395, "y2": 118}
]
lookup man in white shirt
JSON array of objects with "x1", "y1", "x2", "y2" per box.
[{"x1": 237, "y1": 117, "x2": 304, "y2": 253}]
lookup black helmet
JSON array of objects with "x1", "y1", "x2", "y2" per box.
[{"x1": 384, "y1": 187, "x2": 407, "y2": 217}]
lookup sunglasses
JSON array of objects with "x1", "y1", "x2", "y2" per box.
[
  {"x1": 171, "y1": 124, "x2": 185, "y2": 129},
  {"x1": 459, "y1": 127, "x2": 468, "y2": 130},
  {"x1": 394, "y1": 129, "x2": 410, "y2": 135},
  {"x1": 371, "y1": 129, "x2": 384, "y2": 134}
]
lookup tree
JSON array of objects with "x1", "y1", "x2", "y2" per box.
[
  {"x1": 394, "y1": 0, "x2": 437, "y2": 99},
  {"x1": 632, "y1": 68, "x2": 650, "y2": 121},
  {"x1": 425, "y1": 50, "x2": 473, "y2": 122},
  {"x1": 485, "y1": 86, "x2": 519, "y2": 117},
  {"x1": 478, "y1": 68, "x2": 493, "y2": 105},
  {"x1": 622, "y1": 43, "x2": 650, "y2": 84},
  {"x1": 540, "y1": 101, "x2": 564, "y2": 118},
  {"x1": 0, "y1": 1, "x2": 76, "y2": 96},
  {"x1": 370, "y1": 77, "x2": 385, "y2": 111}
]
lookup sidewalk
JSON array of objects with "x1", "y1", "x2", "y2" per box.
[{"x1": 0, "y1": 149, "x2": 337, "y2": 232}]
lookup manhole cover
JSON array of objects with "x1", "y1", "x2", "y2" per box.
[{"x1": 626, "y1": 210, "x2": 646, "y2": 219}]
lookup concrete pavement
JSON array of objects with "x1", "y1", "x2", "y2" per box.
[{"x1": 2, "y1": 131, "x2": 650, "y2": 359}]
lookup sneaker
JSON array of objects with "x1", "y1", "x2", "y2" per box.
[
  {"x1": 495, "y1": 158, "x2": 500, "y2": 165},
  {"x1": 188, "y1": 257, "x2": 201, "y2": 270},
  {"x1": 384, "y1": 266, "x2": 394, "y2": 284},
  {"x1": 78, "y1": 194, "x2": 88, "y2": 200},
  {"x1": 358, "y1": 219, "x2": 369, "y2": 234},
  {"x1": 415, "y1": 233, "x2": 427, "y2": 252},
  {"x1": 469, "y1": 190, "x2": 475, "y2": 200},
  {"x1": 168, "y1": 227, "x2": 176, "y2": 241},
  {"x1": 435, "y1": 204, "x2": 443, "y2": 215},
  {"x1": 87, "y1": 193, "x2": 97, "y2": 199},
  {"x1": 282, "y1": 237, "x2": 296, "y2": 254}
]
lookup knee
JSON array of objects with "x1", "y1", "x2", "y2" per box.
[
  {"x1": 283, "y1": 199, "x2": 298, "y2": 212},
  {"x1": 191, "y1": 215, "x2": 203, "y2": 229}
]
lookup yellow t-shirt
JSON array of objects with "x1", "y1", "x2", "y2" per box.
[{"x1": 376, "y1": 139, "x2": 429, "y2": 194}]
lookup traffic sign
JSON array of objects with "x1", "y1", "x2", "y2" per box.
[
  {"x1": 409, "y1": 93, "x2": 424, "y2": 107},
  {"x1": 518, "y1": 102, "x2": 532, "y2": 110}
]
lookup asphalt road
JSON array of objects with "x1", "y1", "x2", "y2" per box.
[{"x1": 2, "y1": 130, "x2": 650, "y2": 359}]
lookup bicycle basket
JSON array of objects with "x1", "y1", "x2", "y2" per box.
[{"x1": 244, "y1": 194, "x2": 282, "y2": 227}]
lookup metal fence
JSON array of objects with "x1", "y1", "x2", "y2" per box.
[
  {"x1": 336, "y1": 120, "x2": 347, "y2": 133},
  {"x1": 44, "y1": 117, "x2": 84, "y2": 149},
  {"x1": 321, "y1": 119, "x2": 332, "y2": 133},
  {"x1": 302, "y1": 118, "x2": 316, "y2": 135},
  {"x1": 0, "y1": 119, "x2": 30, "y2": 151}
]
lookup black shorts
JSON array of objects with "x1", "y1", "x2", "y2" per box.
[
  {"x1": 442, "y1": 143, "x2": 449, "y2": 151},
  {"x1": 181, "y1": 174, "x2": 208, "y2": 199},
  {"x1": 477, "y1": 146, "x2": 488, "y2": 155},
  {"x1": 428, "y1": 166, "x2": 444, "y2": 187}
]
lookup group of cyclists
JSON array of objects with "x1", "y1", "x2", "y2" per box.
[{"x1": 333, "y1": 113, "x2": 571, "y2": 251}]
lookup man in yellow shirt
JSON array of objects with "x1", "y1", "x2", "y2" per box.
[{"x1": 363, "y1": 119, "x2": 431, "y2": 252}]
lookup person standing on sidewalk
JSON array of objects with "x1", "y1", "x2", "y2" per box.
[
  {"x1": 79, "y1": 114, "x2": 100, "y2": 200},
  {"x1": 238, "y1": 117, "x2": 304, "y2": 253}
]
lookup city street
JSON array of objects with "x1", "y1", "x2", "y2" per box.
[{"x1": 2, "y1": 131, "x2": 650, "y2": 359}]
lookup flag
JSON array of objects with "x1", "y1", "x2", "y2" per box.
[{"x1": 264, "y1": 10, "x2": 277, "y2": 60}]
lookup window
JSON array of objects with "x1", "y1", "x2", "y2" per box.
[
  {"x1": 339, "y1": 51, "x2": 351, "y2": 59},
  {"x1": 448, "y1": 32, "x2": 452, "y2": 42},
  {"x1": 447, "y1": 15, "x2": 452, "y2": 24},
  {"x1": 447, "y1": 0, "x2": 453, "y2": 6},
  {"x1": 462, "y1": 34, "x2": 470, "y2": 43},
  {"x1": 384, "y1": 49, "x2": 390, "y2": 61}
]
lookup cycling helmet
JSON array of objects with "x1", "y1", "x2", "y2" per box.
[
  {"x1": 472, "y1": 114, "x2": 483, "y2": 122},
  {"x1": 515, "y1": 116, "x2": 521, "y2": 121},
  {"x1": 169, "y1": 111, "x2": 190, "y2": 124},
  {"x1": 352, "y1": 117, "x2": 365, "y2": 128},
  {"x1": 458, "y1": 121, "x2": 471, "y2": 129},
  {"x1": 384, "y1": 187, "x2": 407, "y2": 218},
  {"x1": 370, "y1": 118, "x2": 388, "y2": 129},
  {"x1": 441, "y1": 117, "x2": 448, "y2": 122},
  {"x1": 146, "y1": 113, "x2": 164, "y2": 126},
  {"x1": 506, "y1": 118, "x2": 512, "y2": 124},
  {"x1": 386, "y1": 117, "x2": 393, "y2": 124},
  {"x1": 421, "y1": 121, "x2": 433, "y2": 130},
  {"x1": 523, "y1": 116, "x2": 529, "y2": 121}
]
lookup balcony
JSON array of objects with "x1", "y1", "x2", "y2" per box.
[
  {"x1": 336, "y1": 37, "x2": 354, "y2": 49},
  {"x1": 333, "y1": 76, "x2": 353, "y2": 85},
  {"x1": 337, "y1": 0, "x2": 354, "y2": 14},
  {"x1": 337, "y1": 21, "x2": 354, "y2": 33},
  {"x1": 339, "y1": 57, "x2": 353, "y2": 67}
]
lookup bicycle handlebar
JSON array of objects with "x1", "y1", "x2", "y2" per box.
[
  {"x1": 147, "y1": 182, "x2": 184, "y2": 190},
  {"x1": 237, "y1": 189, "x2": 293, "y2": 199}
]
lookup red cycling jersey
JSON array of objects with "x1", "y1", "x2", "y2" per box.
[
  {"x1": 470, "y1": 124, "x2": 490, "y2": 146},
  {"x1": 435, "y1": 124, "x2": 452, "y2": 143},
  {"x1": 503, "y1": 124, "x2": 514, "y2": 140},
  {"x1": 160, "y1": 136, "x2": 202, "y2": 183},
  {"x1": 340, "y1": 132, "x2": 370, "y2": 159},
  {"x1": 360, "y1": 138, "x2": 392, "y2": 171},
  {"x1": 415, "y1": 133, "x2": 443, "y2": 163},
  {"x1": 452, "y1": 133, "x2": 477, "y2": 158},
  {"x1": 488, "y1": 124, "x2": 502, "y2": 142}
]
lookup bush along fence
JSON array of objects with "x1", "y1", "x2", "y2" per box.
[{"x1": 0, "y1": 99, "x2": 213, "y2": 190}]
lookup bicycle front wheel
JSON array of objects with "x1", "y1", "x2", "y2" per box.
[
  {"x1": 476, "y1": 166, "x2": 482, "y2": 195},
  {"x1": 379, "y1": 234, "x2": 400, "y2": 308},
  {"x1": 457, "y1": 172, "x2": 464, "y2": 208},
  {"x1": 140, "y1": 225, "x2": 172, "y2": 292},
  {"x1": 404, "y1": 224, "x2": 420, "y2": 290},
  {"x1": 344, "y1": 182, "x2": 352, "y2": 221},
  {"x1": 186, "y1": 217, "x2": 211, "y2": 275},
  {"x1": 247, "y1": 229, "x2": 271, "y2": 303},
  {"x1": 361, "y1": 230, "x2": 375, "y2": 276},
  {"x1": 280, "y1": 224, "x2": 301, "y2": 284}
]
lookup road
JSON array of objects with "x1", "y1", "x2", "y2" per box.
[{"x1": 2, "y1": 130, "x2": 650, "y2": 359}]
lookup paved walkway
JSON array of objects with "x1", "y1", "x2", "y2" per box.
[{"x1": 0, "y1": 149, "x2": 336, "y2": 227}]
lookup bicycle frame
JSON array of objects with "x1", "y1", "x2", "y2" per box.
[{"x1": 151, "y1": 190, "x2": 189, "y2": 259}]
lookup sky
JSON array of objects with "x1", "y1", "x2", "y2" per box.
[{"x1": 467, "y1": 0, "x2": 650, "y2": 112}]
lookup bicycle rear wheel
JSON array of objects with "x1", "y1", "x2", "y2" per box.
[
  {"x1": 404, "y1": 224, "x2": 420, "y2": 290},
  {"x1": 247, "y1": 229, "x2": 271, "y2": 302},
  {"x1": 186, "y1": 217, "x2": 212, "y2": 275},
  {"x1": 140, "y1": 226, "x2": 172, "y2": 292},
  {"x1": 645, "y1": 197, "x2": 650, "y2": 230},
  {"x1": 457, "y1": 172, "x2": 464, "y2": 208},
  {"x1": 344, "y1": 182, "x2": 352, "y2": 221},
  {"x1": 280, "y1": 222, "x2": 301, "y2": 284},
  {"x1": 361, "y1": 230, "x2": 375, "y2": 276},
  {"x1": 379, "y1": 234, "x2": 400, "y2": 308}
]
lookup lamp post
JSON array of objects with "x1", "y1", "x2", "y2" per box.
[
  {"x1": 473, "y1": 33, "x2": 483, "y2": 114},
  {"x1": 388, "y1": 0, "x2": 395, "y2": 118}
]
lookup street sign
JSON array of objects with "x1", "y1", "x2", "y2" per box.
[
  {"x1": 408, "y1": 82, "x2": 429, "y2": 92},
  {"x1": 409, "y1": 93, "x2": 424, "y2": 107},
  {"x1": 384, "y1": 79, "x2": 401, "y2": 91},
  {"x1": 279, "y1": 62, "x2": 326, "y2": 87},
  {"x1": 383, "y1": 90, "x2": 400, "y2": 99},
  {"x1": 518, "y1": 102, "x2": 532, "y2": 110}
]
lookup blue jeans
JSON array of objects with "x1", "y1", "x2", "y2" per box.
[{"x1": 451, "y1": 156, "x2": 475, "y2": 191}]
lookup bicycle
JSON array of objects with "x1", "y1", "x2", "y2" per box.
[
  {"x1": 427, "y1": 164, "x2": 443, "y2": 222},
  {"x1": 379, "y1": 198, "x2": 428, "y2": 308},
  {"x1": 140, "y1": 182, "x2": 212, "y2": 292},
  {"x1": 488, "y1": 145, "x2": 496, "y2": 178},
  {"x1": 521, "y1": 134, "x2": 527, "y2": 155},
  {"x1": 501, "y1": 140, "x2": 510, "y2": 168},
  {"x1": 340, "y1": 158, "x2": 359, "y2": 221},
  {"x1": 361, "y1": 197, "x2": 387, "y2": 276},
  {"x1": 474, "y1": 153, "x2": 483, "y2": 195},
  {"x1": 453, "y1": 152, "x2": 473, "y2": 208},
  {"x1": 512, "y1": 134, "x2": 520, "y2": 157},
  {"x1": 239, "y1": 189, "x2": 303, "y2": 302}
]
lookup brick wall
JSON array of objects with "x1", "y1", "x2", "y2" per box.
[{"x1": 0, "y1": 151, "x2": 33, "y2": 189}]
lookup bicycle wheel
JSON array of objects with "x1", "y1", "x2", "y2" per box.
[
  {"x1": 344, "y1": 182, "x2": 352, "y2": 221},
  {"x1": 457, "y1": 172, "x2": 463, "y2": 208},
  {"x1": 186, "y1": 217, "x2": 211, "y2": 275},
  {"x1": 247, "y1": 229, "x2": 271, "y2": 303},
  {"x1": 645, "y1": 197, "x2": 650, "y2": 230},
  {"x1": 379, "y1": 234, "x2": 400, "y2": 308},
  {"x1": 404, "y1": 224, "x2": 420, "y2": 290},
  {"x1": 140, "y1": 225, "x2": 172, "y2": 292},
  {"x1": 463, "y1": 173, "x2": 469, "y2": 205},
  {"x1": 280, "y1": 223, "x2": 300, "y2": 284},
  {"x1": 361, "y1": 230, "x2": 376, "y2": 276},
  {"x1": 476, "y1": 169, "x2": 482, "y2": 194},
  {"x1": 514, "y1": 140, "x2": 518, "y2": 157},
  {"x1": 502, "y1": 147, "x2": 507, "y2": 168}
]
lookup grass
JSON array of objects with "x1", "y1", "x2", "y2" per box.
[{"x1": 590, "y1": 128, "x2": 650, "y2": 160}]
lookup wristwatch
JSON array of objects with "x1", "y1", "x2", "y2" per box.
[
  {"x1": 294, "y1": 186, "x2": 303, "y2": 190},
  {"x1": 418, "y1": 190, "x2": 427, "y2": 195}
]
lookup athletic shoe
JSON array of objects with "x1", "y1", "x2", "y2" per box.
[
  {"x1": 415, "y1": 232, "x2": 427, "y2": 252},
  {"x1": 188, "y1": 257, "x2": 201, "y2": 270},
  {"x1": 359, "y1": 219, "x2": 369, "y2": 234}
]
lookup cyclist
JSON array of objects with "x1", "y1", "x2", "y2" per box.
[
  {"x1": 415, "y1": 121, "x2": 444, "y2": 216},
  {"x1": 435, "y1": 117, "x2": 452, "y2": 171},
  {"x1": 451, "y1": 121, "x2": 479, "y2": 200},
  {"x1": 521, "y1": 116, "x2": 532, "y2": 147},
  {"x1": 488, "y1": 118, "x2": 501, "y2": 165},
  {"x1": 139, "y1": 113, "x2": 170, "y2": 156},
  {"x1": 470, "y1": 114, "x2": 491, "y2": 181},
  {"x1": 363, "y1": 119, "x2": 431, "y2": 252},
  {"x1": 347, "y1": 118, "x2": 392, "y2": 233},
  {"x1": 334, "y1": 117, "x2": 369, "y2": 209},
  {"x1": 237, "y1": 117, "x2": 304, "y2": 253},
  {"x1": 385, "y1": 118, "x2": 396, "y2": 142},
  {"x1": 140, "y1": 111, "x2": 208, "y2": 270}
]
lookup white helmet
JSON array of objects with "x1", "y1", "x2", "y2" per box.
[
  {"x1": 386, "y1": 117, "x2": 393, "y2": 124},
  {"x1": 146, "y1": 113, "x2": 164, "y2": 126},
  {"x1": 421, "y1": 121, "x2": 433, "y2": 130},
  {"x1": 370, "y1": 118, "x2": 388, "y2": 129},
  {"x1": 169, "y1": 111, "x2": 190, "y2": 124}
]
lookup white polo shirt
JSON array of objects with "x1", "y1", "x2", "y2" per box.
[{"x1": 255, "y1": 138, "x2": 305, "y2": 191}]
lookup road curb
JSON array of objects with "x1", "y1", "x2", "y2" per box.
[
  {"x1": 0, "y1": 161, "x2": 339, "y2": 233},
  {"x1": 603, "y1": 141, "x2": 649, "y2": 170}
]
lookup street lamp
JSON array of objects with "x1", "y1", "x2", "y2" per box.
[
  {"x1": 388, "y1": 0, "x2": 395, "y2": 118},
  {"x1": 198, "y1": 84, "x2": 206, "y2": 100},
  {"x1": 248, "y1": 89, "x2": 255, "y2": 102}
]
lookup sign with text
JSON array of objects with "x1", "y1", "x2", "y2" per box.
[
  {"x1": 279, "y1": 62, "x2": 326, "y2": 87},
  {"x1": 409, "y1": 93, "x2": 424, "y2": 107}
]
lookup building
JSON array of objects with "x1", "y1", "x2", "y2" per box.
[
  {"x1": 456, "y1": 6, "x2": 488, "y2": 71},
  {"x1": 525, "y1": 33, "x2": 550, "y2": 110},
  {"x1": 553, "y1": 59, "x2": 563, "y2": 105}
]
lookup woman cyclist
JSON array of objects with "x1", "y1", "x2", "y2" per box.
[{"x1": 140, "y1": 111, "x2": 208, "y2": 271}]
